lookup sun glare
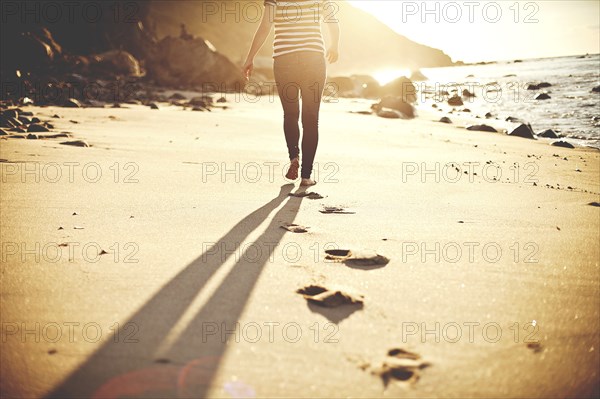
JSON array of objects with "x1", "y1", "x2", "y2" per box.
[
  {"x1": 349, "y1": 0, "x2": 600, "y2": 62},
  {"x1": 373, "y1": 69, "x2": 411, "y2": 85}
]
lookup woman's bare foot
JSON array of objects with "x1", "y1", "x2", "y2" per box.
[
  {"x1": 300, "y1": 178, "x2": 317, "y2": 187},
  {"x1": 286, "y1": 158, "x2": 299, "y2": 180}
]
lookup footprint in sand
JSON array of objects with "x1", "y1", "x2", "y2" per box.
[
  {"x1": 297, "y1": 284, "x2": 364, "y2": 323},
  {"x1": 325, "y1": 249, "x2": 390, "y2": 269},
  {"x1": 289, "y1": 191, "x2": 325, "y2": 200},
  {"x1": 297, "y1": 284, "x2": 363, "y2": 308},
  {"x1": 280, "y1": 223, "x2": 309, "y2": 233},
  {"x1": 371, "y1": 348, "x2": 431, "y2": 387}
]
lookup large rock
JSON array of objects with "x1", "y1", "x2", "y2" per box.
[
  {"x1": 551, "y1": 141, "x2": 575, "y2": 149},
  {"x1": 146, "y1": 36, "x2": 245, "y2": 90},
  {"x1": 448, "y1": 95, "x2": 464, "y2": 106},
  {"x1": 34, "y1": 27, "x2": 62, "y2": 56},
  {"x1": 535, "y1": 93, "x2": 551, "y2": 100},
  {"x1": 592, "y1": 86, "x2": 600, "y2": 93},
  {"x1": 380, "y1": 77, "x2": 417, "y2": 103},
  {"x1": 538, "y1": 129, "x2": 559, "y2": 138},
  {"x1": 189, "y1": 95, "x2": 213, "y2": 108},
  {"x1": 376, "y1": 109, "x2": 402, "y2": 119},
  {"x1": 467, "y1": 124, "x2": 497, "y2": 133},
  {"x1": 0, "y1": 115, "x2": 20, "y2": 128},
  {"x1": 508, "y1": 124, "x2": 535, "y2": 139},
  {"x1": 2, "y1": 109, "x2": 19, "y2": 119},
  {"x1": 64, "y1": 98, "x2": 82, "y2": 108},
  {"x1": 90, "y1": 50, "x2": 142, "y2": 77},
  {"x1": 371, "y1": 96, "x2": 415, "y2": 119},
  {"x1": 10, "y1": 32, "x2": 55, "y2": 68},
  {"x1": 1, "y1": 27, "x2": 64, "y2": 72},
  {"x1": 28, "y1": 124, "x2": 50, "y2": 133}
]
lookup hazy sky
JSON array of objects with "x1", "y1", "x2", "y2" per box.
[{"x1": 348, "y1": 0, "x2": 600, "y2": 63}]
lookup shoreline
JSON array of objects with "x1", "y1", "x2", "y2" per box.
[{"x1": 3, "y1": 88, "x2": 599, "y2": 150}]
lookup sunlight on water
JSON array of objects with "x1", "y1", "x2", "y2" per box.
[
  {"x1": 417, "y1": 54, "x2": 600, "y2": 148},
  {"x1": 373, "y1": 69, "x2": 411, "y2": 85}
]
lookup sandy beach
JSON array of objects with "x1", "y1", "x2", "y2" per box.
[{"x1": 1, "y1": 95, "x2": 599, "y2": 398}]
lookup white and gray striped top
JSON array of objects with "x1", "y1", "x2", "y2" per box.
[{"x1": 264, "y1": 0, "x2": 327, "y2": 58}]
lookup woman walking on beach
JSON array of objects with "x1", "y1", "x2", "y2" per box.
[{"x1": 243, "y1": 0, "x2": 340, "y2": 187}]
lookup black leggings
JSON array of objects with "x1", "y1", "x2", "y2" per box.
[{"x1": 273, "y1": 51, "x2": 327, "y2": 179}]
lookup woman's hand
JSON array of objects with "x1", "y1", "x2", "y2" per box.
[
  {"x1": 242, "y1": 59, "x2": 254, "y2": 81},
  {"x1": 243, "y1": 3, "x2": 274, "y2": 81},
  {"x1": 326, "y1": 47, "x2": 339, "y2": 64}
]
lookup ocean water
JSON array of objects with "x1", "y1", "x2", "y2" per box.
[{"x1": 410, "y1": 54, "x2": 600, "y2": 148}]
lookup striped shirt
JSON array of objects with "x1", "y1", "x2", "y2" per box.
[{"x1": 264, "y1": 0, "x2": 327, "y2": 58}]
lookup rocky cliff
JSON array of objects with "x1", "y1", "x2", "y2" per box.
[{"x1": 146, "y1": 0, "x2": 455, "y2": 73}]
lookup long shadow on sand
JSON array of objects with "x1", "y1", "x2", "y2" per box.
[{"x1": 47, "y1": 183, "x2": 302, "y2": 398}]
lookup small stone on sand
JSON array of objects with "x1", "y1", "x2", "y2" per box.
[
  {"x1": 60, "y1": 140, "x2": 89, "y2": 147},
  {"x1": 320, "y1": 206, "x2": 355, "y2": 214}
]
